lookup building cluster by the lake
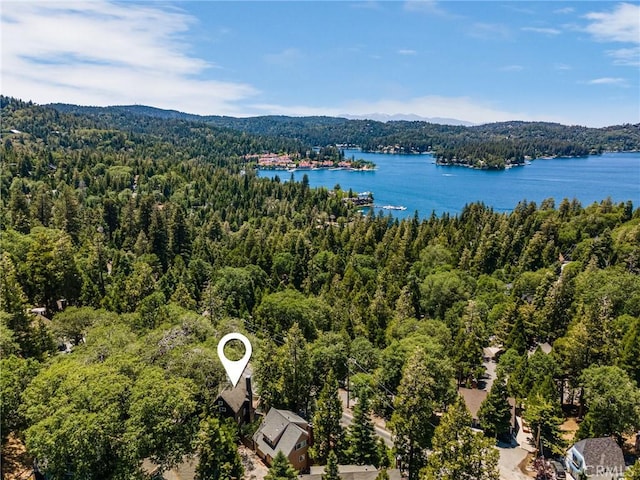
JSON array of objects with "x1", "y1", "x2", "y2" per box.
[{"x1": 252, "y1": 153, "x2": 373, "y2": 171}]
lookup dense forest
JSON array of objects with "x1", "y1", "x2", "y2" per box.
[
  {"x1": 51, "y1": 103, "x2": 640, "y2": 169},
  {"x1": 1, "y1": 96, "x2": 640, "y2": 479}
]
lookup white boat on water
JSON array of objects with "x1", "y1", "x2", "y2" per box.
[{"x1": 381, "y1": 205, "x2": 407, "y2": 211}]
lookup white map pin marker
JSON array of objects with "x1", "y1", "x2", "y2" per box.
[{"x1": 217, "y1": 333, "x2": 252, "y2": 387}]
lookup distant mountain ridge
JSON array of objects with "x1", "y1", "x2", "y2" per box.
[
  {"x1": 48, "y1": 103, "x2": 473, "y2": 126},
  {"x1": 47, "y1": 102, "x2": 640, "y2": 169},
  {"x1": 342, "y1": 112, "x2": 474, "y2": 126}
]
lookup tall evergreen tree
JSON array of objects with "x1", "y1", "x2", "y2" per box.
[
  {"x1": 265, "y1": 451, "x2": 298, "y2": 480},
  {"x1": 8, "y1": 180, "x2": 31, "y2": 233},
  {"x1": 148, "y1": 207, "x2": 169, "y2": 270},
  {"x1": 311, "y1": 369, "x2": 344, "y2": 464},
  {"x1": 390, "y1": 347, "x2": 454, "y2": 480},
  {"x1": 322, "y1": 450, "x2": 340, "y2": 480},
  {"x1": 523, "y1": 392, "x2": 563, "y2": 456},
  {"x1": 52, "y1": 185, "x2": 81, "y2": 243},
  {"x1": 0, "y1": 253, "x2": 32, "y2": 355},
  {"x1": 478, "y1": 372, "x2": 512, "y2": 440},
  {"x1": 423, "y1": 396, "x2": 499, "y2": 480},
  {"x1": 281, "y1": 323, "x2": 313, "y2": 416},
  {"x1": 346, "y1": 389, "x2": 380, "y2": 467}
]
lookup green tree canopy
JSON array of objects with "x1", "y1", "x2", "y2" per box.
[
  {"x1": 322, "y1": 450, "x2": 340, "y2": 480},
  {"x1": 390, "y1": 347, "x2": 455, "y2": 480},
  {"x1": 346, "y1": 389, "x2": 380, "y2": 467},
  {"x1": 478, "y1": 372, "x2": 512, "y2": 440},
  {"x1": 422, "y1": 396, "x2": 499, "y2": 480},
  {"x1": 265, "y1": 451, "x2": 298, "y2": 480},
  {"x1": 578, "y1": 365, "x2": 640, "y2": 440},
  {"x1": 195, "y1": 417, "x2": 244, "y2": 480},
  {"x1": 311, "y1": 369, "x2": 345, "y2": 464}
]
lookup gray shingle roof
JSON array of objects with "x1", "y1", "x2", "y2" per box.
[
  {"x1": 572, "y1": 437, "x2": 625, "y2": 470},
  {"x1": 253, "y1": 408, "x2": 309, "y2": 458}
]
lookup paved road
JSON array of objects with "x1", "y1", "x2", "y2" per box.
[{"x1": 340, "y1": 409, "x2": 394, "y2": 447}]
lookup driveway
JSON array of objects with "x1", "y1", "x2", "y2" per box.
[{"x1": 497, "y1": 445, "x2": 533, "y2": 480}]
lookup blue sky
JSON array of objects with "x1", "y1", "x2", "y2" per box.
[{"x1": 2, "y1": 1, "x2": 639, "y2": 126}]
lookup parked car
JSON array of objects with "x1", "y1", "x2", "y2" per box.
[{"x1": 550, "y1": 460, "x2": 566, "y2": 479}]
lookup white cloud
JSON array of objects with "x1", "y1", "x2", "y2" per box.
[
  {"x1": 398, "y1": 49, "x2": 417, "y2": 56},
  {"x1": 404, "y1": 0, "x2": 446, "y2": 16},
  {"x1": 554, "y1": 63, "x2": 572, "y2": 71},
  {"x1": 554, "y1": 7, "x2": 574, "y2": 15},
  {"x1": 521, "y1": 27, "x2": 561, "y2": 36},
  {"x1": 500, "y1": 65, "x2": 524, "y2": 72},
  {"x1": 263, "y1": 48, "x2": 304, "y2": 67},
  {"x1": 607, "y1": 47, "x2": 640, "y2": 66},
  {"x1": 250, "y1": 95, "x2": 566, "y2": 125},
  {"x1": 584, "y1": 3, "x2": 640, "y2": 44},
  {"x1": 469, "y1": 23, "x2": 511, "y2": 40},
  {"x1": 587, "y1": 77, "x2": 627, "y2": 85},
  {"x1": 0, "y1": 1, "x2": 258, "y2": 115}
]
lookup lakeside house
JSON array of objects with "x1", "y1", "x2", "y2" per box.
[
  {"x1": 254, "y1": 152, "x2": 372, "y2": 171},
  {"x1": 565, "y1": 437, "x2": 626, "y2": 480}
]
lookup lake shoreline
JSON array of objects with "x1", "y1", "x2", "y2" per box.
[{"x1": 258, "y1": 150, "x2": 640, "y2": 218}]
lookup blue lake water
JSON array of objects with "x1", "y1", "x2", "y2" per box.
[{"x1": 258, "y1": 150, "x2": 640, "y2": 218}]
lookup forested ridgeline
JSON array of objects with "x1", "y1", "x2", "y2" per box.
[
  {"x1": 1, "y1": 96, "x2": 640, "y2": 479},
  {"x1": 50, "y1": 102, "x2": 640, "y2": 169}
]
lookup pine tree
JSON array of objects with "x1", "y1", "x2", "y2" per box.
[
  {"x1": 148, "y1": 207, "x2": 169, "y2": 270},
  {"x1": 265, "y1": 451, "x2": 298, "y2": 480},
  {"x1": 8, "y1": 180, "x2": 31, "y2": 233},
  {"x1": 390, "y1": 347, "x2": 455, "y2": 480},
  {"x1": 30, "y1": 183, "x2": 53, "y2": 227},
  {"x1": 311, "y1": 369, "x2": 344, "y2": 464},
  {"x1": 195, "y1": 417, "x2": 244, "y2": 480},
  {"x1": 423, "y1": 396, "x2": 499, "y2": 480},
  {"x1": 523, "y1": 392, "x2": 563, "y2": 457},
  {"x1": 52, "y1": 185, "x2": 80, "y2": 243},
  {"x1": 346, "y1": 389, "x2": 379, "y2": 466},
  {"x1": 322, "y1": 450, "x2": 340, "y2": 480},
  {"x1": 619, "y1": 318, "x2": 640, "y2": 386},
  {"x1": 281, "y1": 323, "x2": 313, "y2": 416},
  {"x1": 478, "y1": 372, "x2": 512, "y2": 439}
]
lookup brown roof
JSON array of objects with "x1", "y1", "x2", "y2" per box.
[
  {"x1": 218, "y1": 381, "x2": 248, "y2": 413},
  {"x1": 458, "y1": 387, "x2": 488, "y2": 420},
  {"x1": 458, "y1": 388, "x2": 517, "y2": 428}
]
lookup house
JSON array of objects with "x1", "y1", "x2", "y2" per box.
[
  {"x1": 565, "y1": 437, "x2": 626, "y2": 480},
  {"x1": 253, "y1": 408, "x2": 312, "y2": 473},
  {"x1": 458, "y1": 387, "x2": 517, "y2": 436},
  {"x1": 214, "y1": 376, "x2": 255, "y2": 426},
  {"x1": 300, "y1": 465, "x2": 402, "y2": 480},
  {"x1": 458, "y1": 387, "x2": 488, "y2": 429}
]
